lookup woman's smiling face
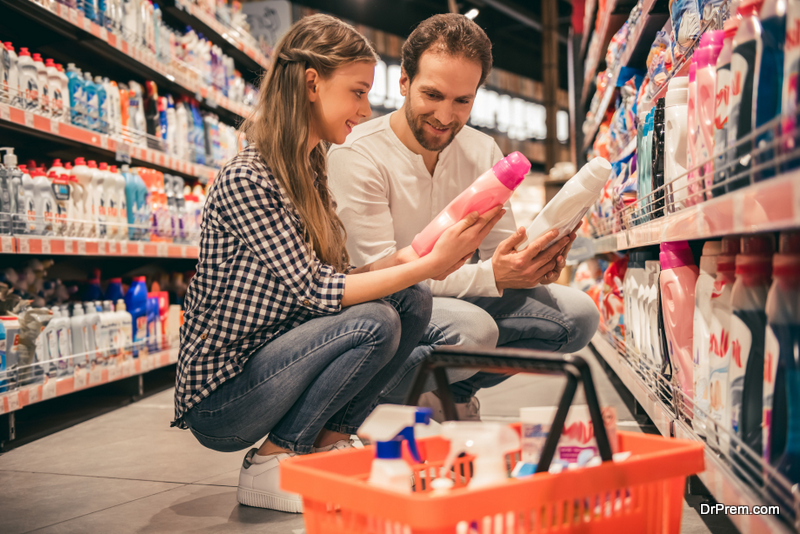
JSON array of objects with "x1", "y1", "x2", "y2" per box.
[{"x1": 307, "y1": 60, "x2": 375, "y2": 147}]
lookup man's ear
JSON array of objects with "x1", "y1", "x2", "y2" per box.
[
  {"x1": 306, "y1": 68, "x2": 320, "y2": 102},
  {"x1": 399, "y1": 67, "x2": 410, "y2": 97}
]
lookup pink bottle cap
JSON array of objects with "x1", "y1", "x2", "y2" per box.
[
  {"x1": 492, "y1": 151, "x2": 531, "y2": 190},
  {"x1": 699, "y1": 30, "x2": 725, "y2": 51},
  {"x1": 660, "y1": 241, "x2": 695, "y2": 269},
  {"x1": 689, "y1": 61, "x2": 697, "y2": 82}
]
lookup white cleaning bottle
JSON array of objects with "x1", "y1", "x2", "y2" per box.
[
  {"x1": 45, "y1": 59, "x2": 63, "y2": 121},
  {"x1": 70, "y1": 303, "x2": 88, "y2": 368},
  {"x1": 17, "y1": 48, "x2": 38, "y2": 112},
  {"x1": 2, "y1": 42, "x2": 19, "y2": 105},
  {"x1": 72, "y1": 158, "x2": 93, "y2": 237},
  {"x1": 646, "y1": 260, "x2": 664, "y2": 373},
  {"x1": 83, "y1": 301, "x2": 101, "y2": 366},
  {"x1": 694, "y1": 240, "x2": 722, "y2": 437},
  {"x1": 439, "y1": 422, "x2": 520, "y2": 489},
  {"x1": 110, "y1": 165, "x2": 127, "y2": 240},
  {"x1": 520, "y1": 157, "x2": 612, "y2": 251},
  {"x1": 93, "y1": 161, "x2": 107, "y2": 239},
  {"x1": 52, "y1": 306, "x2": 72, "y2": 377},
  {"x1": 32, "y1": 53, "x2": 48, "y2": 117},
  {"x1": 357, "y1": 405, "x2": 432, "y2": 493},
  {"x1": 49, "y1": 172, "x2": 71, "y2": 237},
  {"x1": 664, "y1": 76, "x2": 689, "y2": 212},
  {"x1": 115, "y1": 299, "x2": 133, "y2": 358},
  {"x1": 32, "y1": 167, "x2": 56, "y2": 235}
]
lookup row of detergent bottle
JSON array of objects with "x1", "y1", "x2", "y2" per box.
[{"x1": 0, "y1": 148, "x2": 205, "y2": 242}]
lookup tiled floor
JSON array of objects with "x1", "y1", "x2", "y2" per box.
[{"x1": 0, "y1": 347, "x2": 716, "y2": 534}]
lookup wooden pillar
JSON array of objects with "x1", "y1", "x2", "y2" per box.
[{"x1": 542, "y1": 0, "x2": 559, "y2": 172}]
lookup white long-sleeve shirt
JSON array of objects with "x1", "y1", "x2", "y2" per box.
[{"x1": 328, "y1": 113, "x2": 517, "y2": 298}]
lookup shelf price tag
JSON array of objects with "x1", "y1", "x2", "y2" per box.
[
  {"x1": 108, "y1": 365, "x2": 122, "y2": 381},
  {"x1": 99, "y1": 27, "x2": 108, "y2": 41},
  {"x1": 123, "y1": 360, "x2": 135, "y2": 377},
  {"x1": 89, "y1": 367, "x2": 103, "y2": 385},
  {"x1": 74, "y1": 370, "x2": 87, "y2": 389},
  {"x1": 28, "y1": 385, "x2": 40, "y2": 404},
  {"x1": 100, "y1": 135, "x2": 109, "y2": 150},
  {"x1": 6, "y1": 391, "x2": 20, "y2": 412},
  {"x1": 157, "y1": 242, "x2": 168, "y2": 257},
  {"x1": 19, "y1": 238, "x2": 29, "y2": 254},
  {"x1": 42, "y1": 378, "x2": 57, "y2": 400},
  {"x1": 24, "y1": 110, "x2": 34, "y2": 129},
  {"x1": 69, "y1": 8, "x2": 78, "y2": 24},
  {"x1": 77, "y1": 240, "x2": 86, "y2": 255},
  {"x1": 50, "y1": 118, "x2": 59, "y2": 136},
  {"x1": 64, "y1": 240, "x2": 73, "y2": 254},
  {"x1": 116, "y1": 141, "x2": 132, "y2": 164},
  {"x1": 137, "y1": 242, "x2": 145, "y2": 256},
  {"x1": 1, "y1": 236, "x2": 13, "y2": 252},
  {"x1": 41, "y1": 238, "x2": 51, "y2": 254},
  {"x1": 82, "y1": 17, "x2": 92, "y2": 32},
  {"x1": 0, "y1": 103, "x2": 10, "y2": 122}
]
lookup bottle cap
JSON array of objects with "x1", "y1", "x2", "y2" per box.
[
  {"x1": 88, "y1": 160, "x2": 97, "y2": 168},
  {"x1": 740, "y1": 235, "x2": 774, "y2": 255},
  {"x1": 665, "y1": 76, "x2": 689, "y2": 107},
  {"x1": 723, "y1": 16, "x2": 740, "y2": 40},
  {"x1": 99, "y1": 162, "x2": 108, "y2": 170},
  {"x1": 491, "y1": 151, "x2": 531, "y2": 190},
  {"x1": 135, "y1": 276, "x2": 146, "y2": 282},
  {"x1": 699, "y1": 30, "x2": 725, "y2": 50},
  {"x1": 4, "y1": 43, "x2": 13, "y2": 52},
  {"x1": 110, "y1": 165, "x2": 117, "y2": 172},
  {"x1": 738, "y1": 0, "x2": 765, "y2": 16},
  {"x1": 32, "y1": 53, "x2": 42, "y2": 62},
  {"x1": 65, "y1": 162, "x2": 72, "y2": 170},
  {"x1": 45, "y1": 58, "x2": 55, "y2": 67},
  {"x1": 702, "y1": 240, "x2": 722, "y2": 256},
  {"x1": 56, "y1": 64, "x2": 64, "y2": 72},
  {"x1": 779, "y1": 232, "x2": 800, "y2": 254},
  {"x1": 660, "y1": 241, "x2": 695, "y2": 269},
  {"x1": 18, "y1": 47, "x2": 30, "y2": 57},
  {"x1": 111, "y1": 278, "x2": 122, "y2": 283},
  {"x1": 52, "y1": 158, "x2": 62, "y2": 167},
  {"x1": 18, "y1": 164, "x2": 27, "y2": 172},
  {"x1": 1, "y1": 147, "x2": 17, "y2": 167},
  {"x1": 74, "y1": 157, "x2": 86, "y2": 166},
  {"x1": 47, "y1": 171, "x2": 58, "y2": 180}
]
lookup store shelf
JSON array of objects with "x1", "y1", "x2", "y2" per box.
[
  {"x1": 162, "y1": 0, "x2": 271, "y2": 80},
  {"x1": 0, "y1": 347, "x2": 179, "y2": 416},
  {"x1": 0, "y1": 102, "x2": 218, "y2": 183},
  {"x1": 581, "y1": 0, "x2": 620, "y2": 104},
  {"x1": 591, "y1": 332, "x2": 797, "y2": 533},
  {"x1": 5, "y1": 236, "x2": 200, "y2": 258},
  {"x1": 1, "y1": 0, "x2": 253, "y2": 125},
  {"x1": 591, "y1": 169, "x2": 800, "y2": 253}
]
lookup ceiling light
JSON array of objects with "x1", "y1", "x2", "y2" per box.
[{"x1": 465, "y1": 8, "x2": 479, "y2": 19}]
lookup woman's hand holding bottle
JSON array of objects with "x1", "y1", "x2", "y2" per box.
[{"x1": 426, "y1": 206, "x2": 505, "y2": 279}]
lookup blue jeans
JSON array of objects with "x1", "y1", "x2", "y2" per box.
[
  {"x1": 379, "y1": 284, "x2": 600, "y2": 403},
  {"x1": 183, "y1": 284, "x2": 432, "y2": 454}
]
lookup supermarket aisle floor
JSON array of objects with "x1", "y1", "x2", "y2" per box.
[{"x1": 0, "y1": 347, "x2": 712, "y2": 534}]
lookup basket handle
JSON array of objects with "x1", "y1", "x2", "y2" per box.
[{"x1": 403, "y1": 346, "x2": 614, "y2": 473}]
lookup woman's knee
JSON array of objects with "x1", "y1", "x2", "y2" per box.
[{"x1": 351, "y1": 300, "x2": 402, "y2": 363}]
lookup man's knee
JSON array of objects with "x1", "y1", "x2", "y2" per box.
[
  {"x1": 438, "y1": 302, "x2": 499, "y2": 349},
  {"x1": 560, "y1": 289, "x2": 600, "y2": 353}
]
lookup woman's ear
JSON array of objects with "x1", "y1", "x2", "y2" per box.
[{"x1": 306, "y1": 68, "x2": 320, "y2": 102}]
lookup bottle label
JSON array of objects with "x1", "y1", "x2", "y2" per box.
[
  {"x1": 763, "y1": 326, "x2": 780, "y2": 462},
  {"x1": 57, "y1": 328, "x2": 70, "y2": 370},
  {"x1": 728, "y1": 43, "x2": 758, "y2": 154},
  {"x1": 728, "y1": 314, "x2": 752, "y2": 436}
]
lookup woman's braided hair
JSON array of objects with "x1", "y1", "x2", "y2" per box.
[{"x1": 241, "y1": 14, "x2": 378, "y2": 273}]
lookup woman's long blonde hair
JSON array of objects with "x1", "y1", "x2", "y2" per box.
[{"x1": 241, "y1": 14, "x2": 378, "y2": 273}]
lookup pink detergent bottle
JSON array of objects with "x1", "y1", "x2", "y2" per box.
[
  {"x1": 411, "y1": 151, "x2": 531, "y2": 256},
  {"x1": 660, "y1": 241, "x2": 700, "y2": 400}
]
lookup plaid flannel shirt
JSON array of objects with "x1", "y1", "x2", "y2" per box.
[{"x1": 172, "y1": 146, "x2": 347, "y2": 428}]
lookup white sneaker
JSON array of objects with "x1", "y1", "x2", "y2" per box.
[
  {"x1": 237, "y1": 448, "x2": 303, "y2": 513},
  {"x1": 417, "y1": 392, "x2": 481, "y2": 423},
  {"x1": 312, "y1": 439, "x2": 357, "y2": 453}
]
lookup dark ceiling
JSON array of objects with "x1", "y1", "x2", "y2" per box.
[{"x1": 290, "y1": 0, "x2": 574, "y2": 91}]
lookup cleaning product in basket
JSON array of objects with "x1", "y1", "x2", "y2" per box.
[
  {"x1": 713, "y1": 18, "x2": 741, "y2": 197},
  {"x1": 764, "y1": 233, "x2": 800, "y2": 477},
  {"x1": 754, "y1": 0, "x2": 787, "y2": 181},
  {"x1": 697, "y1": 32, "x2": 725, "y2": 200},
  {"x1": 729, "y1": 236, "x2": 773, "y2": 477},
  {"x1": 356, "y1": 405, "x2": 432, "y2": 493},
  {"x1": 726, "y1": 0, "x2": 766, "y2": 192},
  {"x1": 519, "y1": 158, "x2": 612, "y2": 251},
  {"x1": 660, "y1": 242, "x2": 699, "y2": 399},
  {"x1": 411, "y1": 152, "x2": 530, "y2": 256},
  {"x1": 438, "y1": 421, "x2": 520, "y2": 489},
  {"x1": 694, "y1": 241, "x2": 722, "y2": 435},
  {"x1": 664, "y1": 77, "x2": 690, "y2": 212}
]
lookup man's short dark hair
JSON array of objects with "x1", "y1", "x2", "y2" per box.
[{"x1": 401, "y1": 13, "x2": 493, "y2": 87}]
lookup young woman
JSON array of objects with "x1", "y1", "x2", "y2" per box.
[{"x1": 172, "y1": 14, "x2": 503, "y2": 513}]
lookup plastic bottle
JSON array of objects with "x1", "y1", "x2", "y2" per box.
[
  {"x1": 45, "y1": 59, "x2": 63, "y2": 121},
  {"x1": 726, "y1": 0, "x2": 766, "y2": 192},
  {"x1": 696, "y1": 32, "x2": 726, "y2": 202},
  {"x1": 42, "y1": 306, "x2": 60, "y2": 377},
  {"x1": 660, "y1": 241, "x2": 699, "y2": 400},
  {"x1": 72, "y1": 158, "x2": 93, "y2": 237},
  {"x1": 637, "y1": 110, "x2": 653, "y2": 224},
  {"x1": 70, "y1": 304, "x2": 88, "y2": 367},
  {"x1": 17, "y1": 48, "x2": 38, "y2": 112},
  {"x1": 93, "y1": 76, "x2": 107, "y2": 134},
  {"x1": 66, "y1": 64, "x2": 85, "y2": 127},
  {"x1": 52, "y1": 306, "x2": 73, "y2": 377},
  {"x1": 635, "y1": 251, "x2": 658, "y2": 364},
  {"x1": 105, "y1": 78, "x2": 120, "y2": 137},
  {"x1": 83, "y1": 73, "x2": 98, "y2": 131},
  {"x1": 765, "y1": 233, "x2": 800, "y2": 483},
  {"x1": 645, "y1": 260, "x2": 665, "y2": 372},
  {"x1": 1, "y1": 148, "x2": 23, "y2": 235},
  {"x1": 356, "y1": 405, "x2": 432, "y2": 493},
  {"x1": 83, "y1": 301, "x2": 101, "y2": 366},
  {"x1": 32, "y1": 53, "x2": 48, "y2": 117},
  {"x1": 729, "y1": 236, "x2": 773, "y2": 468},
  {"x1": 0, "y1": 316, "x2": 19, "y2": 390},
  {"x1": 411, "y1": 152, "x2": 530, "y2": 256},
  {"x1": 144, "y1": 81, "x2": 161, "y2": 150},
  {"x1": 50, "y1": 172, "x2": 71, "y2": 237},
  {"x1": 122, "y1": 164, "x2": 138, "y2": 240},
  {"x1": 439, "y1": 421, "x2": 521, "y2": 489},
  {"x1": 135, "y1": 168, "x2": 149, "y2": 240},
  {"x1": 32, "y1": 167, "x2": 56, "y2": 235},
  {"x1": 693, "y1": 241, "x2": 722, "y2": 435},
  {"x1": 113, "y1": 165, "x2": 128, "y2": 240},
  {"x1": 125, "y1": 276, "x2": 147, "y2": 357},
  {"x1": 712, "y1": 18, "x2": 741, "y2": 197},
  {"x1": 664, "y1": 77, "x2": 690, "y2": 212},
  {"x1": 106, "y1": 278, "x2": 124, "y2": 302},
  {"x1": 173, "y1": 175, "x2": 186, "y2": 243},
  {"x1": 624, "y1": 252, "x2": 641, "y2": 357},
  {"x1": 0, "y1": 153, "x2": 12, "y2": 235},
  {"x1": 686, "y1": 62, "x2": 700, "y2": 206},
  {"x1": 56, "y1": 64, "x2": 68, "y2": 121},
  {"x1": 129, "y1": 82, "x2": 147, "y2": 147},
  {"x1": 2, "y1": 43, "x2": 19, "y2": 105},
  {"x1": 146, "y1": 294, "x2": 159, "y2": 350},
  {"x1": 0, "y1": 320, "x2": 5, "y2": 393},
  {"x1": 781, "y1": 0, "x2": 800, "y2": 171},
  {"x1": 652, "y1": 99, "x2": 667, "y2": 219},
  {"x1": 115, "y1": 299, "x2": 133, "y2": 358},
  {"x1": 18, "y1": 164, "x2": 35, "y2": 234}
]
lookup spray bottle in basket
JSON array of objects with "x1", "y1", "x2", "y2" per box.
[
  {"x1": 357, "y1": 405, "x2": 432, "y2": 493},
  {"x1": 437, "y1": 422, "x2": 520, "y2": 489}
]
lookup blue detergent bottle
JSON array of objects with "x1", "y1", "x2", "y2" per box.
[
  {"x1": 765, "y1": 233, "x2": 800, "y2": 484},
  {"x1": 105, "y1": 277, "x2": 124, "y2": 302},
  {"x1": 125, "y1": 276, "x2": 147, "y2": 357},
  {"x1": 65, "y1": 64, "x2": 84, "y2": 127},
  {"x1": 147, "y1": 295, "x2": 159, "y2": 352},
  {"x1": 121, "y1": 164, "x2": 138, "y2": 240}
]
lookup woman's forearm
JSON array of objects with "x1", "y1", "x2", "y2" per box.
[
  {"x1": 346, "y1": 246, "x2": 419, "y2": 274},
  {"x1": 342, "y1": 254, "x2": 437, "y2": 307}
]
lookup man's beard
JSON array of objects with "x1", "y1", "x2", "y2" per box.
[{"x1": 405, "y1": 101, "x2": 463, "y2": 152}]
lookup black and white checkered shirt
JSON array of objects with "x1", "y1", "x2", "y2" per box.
[{"x1": 172, "y1": 146, "x2": 346, "y2": 428}]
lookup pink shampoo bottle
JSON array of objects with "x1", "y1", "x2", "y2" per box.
[
  {"x1": 660, "y1": 241, "x2": 700, "y2": 400},
  {"x1": 411, "y1": 151, "x2": 530, "y2": 256},
  {"x1": 696, "y1": 31, "x2": 725, "y2": 200}
]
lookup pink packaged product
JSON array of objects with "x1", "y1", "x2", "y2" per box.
[{"x1": 411, "y1": 152, "x2": 530, "y2": 256}]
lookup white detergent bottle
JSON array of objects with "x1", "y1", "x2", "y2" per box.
[
  {"x1": 101, "y1": 163, "x2": 117, "y2": 240},
  {"x1": 42, "y1": 307, "x2": 60, "y2": 378},
  {"x1": 694, "y1": 240, "x2": 722, "y2": 437},
  {"x1": 72, "y1": 158, "x2": 94, "y2": 237},
  {"x1": 49, "y1": 172, "x2": 71, "y2": 237},
  {"x1": 357, "y1": 405, "x2": 432, "y2": 493},
  {"x1": 439, "y1": 422, "x2": 520, "y2": 489},
  {"x1": 646, "y1": 260, "x2": 665, "y2": 373},
  {"x1": 1, "y1": 148, "x2": 25, "y2": 235},
  {"x1": 17, "y1": 48, "x2": 38, "y2": 112},
  {"x1": 112, "y1": 165, "x2": 127, "y2": 240},
  {"x1": 52, "y1": 306, "x2": 72, "y2": 377},
  {"x1": 32, "y1": 168, "x2": 56, "y2": 235},
  {"x1": 18, "y1": 164, "x2": 35, "y2": 234},
  {"x1": 32, "y1": 53, "x2": 48, "y2": 116},
  {"x1": 45, "y1": 59, "x2": 63, "y2": 121},
  {"x1": 664, "y1": 76, "x2": 689, "y2": 212},
  {"x1": 70, "y1": 303, "x2": 88, "y2": 367},
  {"x1": 97, "y1": 300, "x2": 115, "y2": 364},
  {"x1": 115, "y1": 299, "x2": 132, "y2": 358},
  {"x1": 83, "y1": 302, "x2": 101, "y2": 366},
  {"x1": 708, "y1": 237, "x2": 741, "y2": 452},
  {"x1": 520, "y1": 157, "x2": 612, "y2": 251},
  {"x1": 623, "y1": 252, "x2": 640, "y2": 359},
  {"x1": 2, "y1": 42, "x2": 19, "y2": 105},
  {"x1": 92, "y1": 161, "x2": 106, "y2": 239}
]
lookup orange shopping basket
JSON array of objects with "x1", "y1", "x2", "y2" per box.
[{"x1": 281, "y1": 347, "x2": 706, "y2": 534}]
